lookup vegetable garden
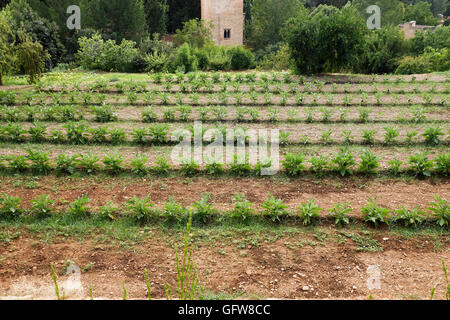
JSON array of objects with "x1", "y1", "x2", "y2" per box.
[{"x1": 0, "y1": 70, "x2": 449, "y2": 300}]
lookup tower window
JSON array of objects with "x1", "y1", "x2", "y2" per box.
[{"x1": 224, "y1": 29, "x2": 231, "y2": 39}]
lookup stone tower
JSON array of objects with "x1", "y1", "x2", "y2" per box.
[{"x1": 201, "y1": 0, "x2": 244, "y2": 46}]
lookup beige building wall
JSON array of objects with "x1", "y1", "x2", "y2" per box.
[{"x1": 201, "y1": 0, "x2": 244, "y2": 46}]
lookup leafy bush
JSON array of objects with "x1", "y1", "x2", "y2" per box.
[
  {"x1": 256, "y1": 43, "x2": 293, "y2": 71},
  {"x1": 92, "y1": 105, "x2": 117, "y2": 123},
  {"x1": 422, "y1": 126, "x2": 444, "y2": 145},
  {"x1": 97, "y1": 201, "x2": 119, "y2": 221},
  {"x1": 153, "y1": 156, "x2": 171, "y2": 175},
  {"x1": 149, "y1": 124, "x2": 169, "y2": 144},
  {"x1": 76, "y1": 34, "x2": 138, "y2": 72},
  {"x1": 130, "y1": 154, "x2": 149, "y2": 176},
  {"x1": 77, "y1": 153, "x2": 100, "y2": 174},
  {"x1": 361, "y1": 198, "x2": 390, "y2": 227},
  {"x1": 56, "y1": 154, "x2": 79, "y2": 175},
  {"x1": 356, "y1": 26, "x2": 410, "y2": 74},
  {"x1": 262, "y1": 193, "x2": 289, "y2": 222},
  {"x1": 228, "y1": 46, "x2": 255, "y2": 70},
  {"x1": 173, "y1": 19, "x2": 214, "y2": 49},
  {"x1": 16, "y1": 30, "x2": 51, "y2": 84},
  {"x1": 309, "y1": 155, "x2": 329, "y2": 177},
  {"x1": 297, "y1": 199, "x2": 323, "y2": 226},
  {"x1": 395, "y1": 48, "x2": 450, "y2": 74},
  {"x1": 175, "y1": 43, "x2": 198, "y2": 73},
  {"x1": 26, "y1": 149, "x2": 51, "y2": 174},
  {"x1": 179, "y1": 158, "x2": 200, "y2": 176},
  {"x1": 283, "y1": 5, "x2": 366, "y2": 74}
]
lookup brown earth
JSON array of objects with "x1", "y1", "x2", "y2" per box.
[
  {"x1": 0, "y1": 229, "x2": 448, "y2": 300},
  {"x1": 0, "y1": 175, "x2": 448, "y2": 214}
]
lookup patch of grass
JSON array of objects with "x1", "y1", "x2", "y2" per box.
[{"x1": 341, "y1": 231, "x2": 383, "y2": 252}]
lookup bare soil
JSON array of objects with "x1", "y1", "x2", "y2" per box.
[{"x1": 0, "y1": 229, "x2": 448, "y2": 300}]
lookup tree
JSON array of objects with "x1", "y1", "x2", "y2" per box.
[
  {"x1": 283, "y1": 4, "x2": 367, "y2": 74},
  {"x1": 248, "y1": 0, "x2": 303, "y2": 50},
  {"x1": 144, "y1": 0, "x2": 169, "y2": 35},
  {"x1": 356, "y1": 26, "x2": 411, "y2": 74},
  {"x1": 405, "y1": 2, "x2": 439, "y2": 25},
  {"x1": 0, "y1": 10, "x2": 16, "y2": 85},
  {"x1": 167, "y1": 0, "x2": 201, "y2": 33},
  {"x1": 80, "y1": 0, "x2": 147, "y2": 42},
  {"x1": 173, "y1": 19, "x2": 214, "y2": 48},
  {"x1": 6, "y1": 0, "x2": 64, "y2": 68},
  {"x1": 16, "y1": 30, "x2": 51, "y2": 84}
]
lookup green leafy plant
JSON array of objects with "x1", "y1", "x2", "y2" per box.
[
  {"x1": 394, "y1": 207, "x2": 425, "y2": 228},
  {"x1": 331, "y1": 149, "x2": 356, "y2": 177},
  {"x1": 358, "y1": 150, "x2": 380, "y2": 175},
  {"x1": 282, "y1": 153, "x2": 305, "y2": 177},
  {"x1": 130, "y1": 154, "x2": 149, "y2": 176},
  {"x1": 102, "y1": 153, "x2": 124, "y2": 175},
  {"x1": 422, "y1": 126, "x2": 444, "y2": 145},
  {"x1": 127, "y1": 195, "x2": 155, "y2": 224},
  {"x1": 26, "y1": 149, "x2": 51, "y2": 174},
  {"x1": 153, "y1": 156, "x2": 171, "y2": 175},
  {"x1": 262, "y1": 193, "x2": 289, "y2": 222},
  {"x1": 408, "y1": 152, "x2": 434, "y2": 177},
  {"x1": 328, "y1": 203, "x2": 352, "y2": 226},
  {"x1": 0, "y1": 193, "x2": 22, "y2": 219},
  {"x1": 434, "y1": 153, "x2": 450, "y2": 176},
  {"x1": 192, "y1": 193, "x2": 215, "y2": 224},
  {"x1": 361, "y1": 198, "x2": 390, "y2": 227},
  {"x1": 31, "y1": 194, "x2": 54, "y2": 219},
  {"x1": 67, "y1": 194, "x2": 91, "y2": 218},
  {"x1": 427, "y1": 196, "x2": 449, "y2": 227},
  {"x1": 297, "y1": 199, "x2": 323, "y2": 226},
  {"x1": 56, "y1": 154, "x2": 79, "y2": 175},
  {"x1": 231, "y1": 193, "x2": 254, "y2": 222}
]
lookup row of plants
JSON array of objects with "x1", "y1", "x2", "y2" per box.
[
  {"x1": 29, "y1": 78, "x2": 449, "y2": 95},
  {"x1": 4, "y1": 91, "x2": 449, "y2": 107},
  {"x1": 0, "y1": 149, "x2": 448, "y2": 178},
  {"x1": 0, "y1": 192, "x2": 448, "y2": 228},
  {"x1": 0, "y1": 122, "x2": 448, "y2": 146},
  {"x1": 32, "y1": 72, "x2": 440, "y2": 91},
  {"x1": 1, "y1": 104, "x2": 446, "y2": 125}
]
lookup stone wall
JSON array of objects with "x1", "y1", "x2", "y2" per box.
[{"x1": 201, "y1": 0, "x2": 244, "y2": 46}]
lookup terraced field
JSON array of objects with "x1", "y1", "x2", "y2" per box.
[{"x1": 0, "y1": 71, "x2": 448, "y2": 300}]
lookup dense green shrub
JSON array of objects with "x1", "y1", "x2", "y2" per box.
[
  {"x1": 173, "y1": 19, "x2": 214, "y2": 49},
  {"x1": 356, "y1": 27, "x2": 410, "y2": 74},
  {"x1": 256, "y1": 42, "x2": 293, "y2": 71},
  {"x1": 395, "y1": 47, "x2": 450, "y2": 74},
  {"x1": 228, "y1": 46, "x2": 255, "y2": 70},
  {"x1": 283, "y1": 5, "x2": 366, "y2": 74},
  {"x1": 175, "y1": 42, "x2": 198, "y2": 73},
  {"x1": 76, "y1": 34, "x2": 139, "y2": 72},
  {"x1": 411, "y1": 26, "x2": 450, "y2": 55}
]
